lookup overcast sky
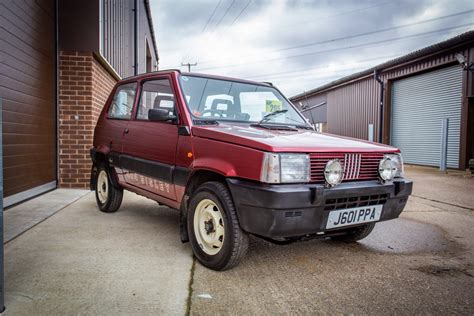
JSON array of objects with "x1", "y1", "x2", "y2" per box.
[{"x1": 150, "y1": 0, "x2": 474, "y2": 96}]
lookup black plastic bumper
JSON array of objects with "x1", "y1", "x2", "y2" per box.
[{"x1": 227, "y1": 178, "x2": 413, "y2": 239}]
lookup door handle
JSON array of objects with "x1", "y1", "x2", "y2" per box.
[{"x1": 124, "y1": 128, "x2": 129, "y2": 134}]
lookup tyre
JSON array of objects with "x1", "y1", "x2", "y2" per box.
[
  {"x1": 331, "y1": 223, "x2": 376, "y2": 242},
  {"x1": 187, "y1": 181, "x2": 249, "y2": 271},
  {"x1": 95, "y1": 165, "x2": 123, "y2": 213}
]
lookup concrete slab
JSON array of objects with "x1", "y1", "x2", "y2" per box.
[
  {"x1": 189, "y1": 169, "x2": 474, "y2": 315},
  {"x1": 2, "y1": 167, "x2": 473, "y2": 315},
  {"x1": 4, "y1": 189, "x2": 89, "y2": 243},
  {"x1": 4, "y1": 191, "x2": 193, "y2": 315},
  {"x1": 189, "y1": 218, "x2": 473, "y2": 315},
  {"x1": 405, "y1": 165, "x2": 474, "y2": 210}
]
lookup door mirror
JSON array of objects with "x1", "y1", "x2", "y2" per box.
[{"x1": 148, "y1": 108, "x2": 177, "y2": 122}]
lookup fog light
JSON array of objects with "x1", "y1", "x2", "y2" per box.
[
  {"x1": 324, "y1": 159, "x2": 343, "y2": 187},
  {"x1": 379, "y1": 157, "x2": 395, "y2": 181}
]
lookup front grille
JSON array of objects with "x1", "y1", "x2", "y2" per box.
[
  {"x1": 310, "y1": 152, "x2": 384, "y2": 183},
  {"x1": 324, "y1": 194, "x2": 389, "y2": 211}
]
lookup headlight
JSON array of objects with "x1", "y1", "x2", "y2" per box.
[
  {"x1": 378, "y1": 153, "x2": 404, "y2": 181},
  {"x1": 261, "y1": 153, "x2": 310, "y2": 183},
  {"x1": 324, "y1": 159, "x2": 344, "y2": 187}
]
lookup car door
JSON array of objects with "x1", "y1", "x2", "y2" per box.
[
  {"x1": 100, "y1": 82, "x2": 138, "y2": 178},
  {"x1": 121, "y1": 76, "x2": 179, "y2": 201}
]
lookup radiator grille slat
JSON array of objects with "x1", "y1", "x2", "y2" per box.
[{"x1": 310, "y1": 153, "x2": 383, "y2": 183}]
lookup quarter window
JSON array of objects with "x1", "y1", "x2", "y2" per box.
[
  {"x1": 137, "y1": 79, "x2": 175, "y2": 121},
  {"x1": 108, "y1": 83, "x2": 137, "y2": 119}
]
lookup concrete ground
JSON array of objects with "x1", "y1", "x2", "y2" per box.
[
  {"x1": 3, "y1": 167, "x2": 474, "y2": 315},
  {"x1": 4, "y1": 191, "x2": 192, "y2": 315}
]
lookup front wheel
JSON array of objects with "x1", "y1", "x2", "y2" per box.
[
  {"x1": 187, "y1": 181, "x2": 249, "y2": 271},
  {"x1": 331, "y1": 223, "x2": 376, "y2": 242},
  {"x1": 95, "y1": 165, "x2": 123, "y2": 213}
]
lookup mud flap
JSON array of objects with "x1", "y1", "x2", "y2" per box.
[{"x1": 179, "y1": 195, "x2": 190, "y2": 243}]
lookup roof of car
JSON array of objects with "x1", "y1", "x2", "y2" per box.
[
  {"x1": 120, "y1": 70, "x2": 273, "y2": 87},
  {"x1": 180, "y1": 72, "x2": 272, "y2": 87}
]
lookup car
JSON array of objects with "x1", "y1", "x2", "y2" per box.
[{"x1": 90, "y1": 70, "x2": 413, "y2": 271}]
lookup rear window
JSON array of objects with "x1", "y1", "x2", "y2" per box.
[{"x1": 108, "y1": 82, "x2": 137, "y2": 119}]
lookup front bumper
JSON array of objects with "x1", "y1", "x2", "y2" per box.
[{"x1": 227, "y1": 178, "x2": 413, "y2": 239}]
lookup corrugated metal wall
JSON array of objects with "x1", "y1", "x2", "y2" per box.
[
  {"x1": 101, "y1": 0, "x2": 158, "y2": 77},
  {"x1": 391, "y1": 65, "x2": 462, "y2": 168},
  {"x1": 138, "y1": 0, "x2": 158, "y2": 73},
  {"x1": 302, "y1": 104, "x2": 327, "y2": 123},
  {"x1": 102, "y1": 0, "x2": 134, "y2": 77},
  {"x1": 326, "y1": 77, "x2": 380, "y2": 141},
  {"x1": 294, "y1": 93, "x2": 327, "y2": 111}
]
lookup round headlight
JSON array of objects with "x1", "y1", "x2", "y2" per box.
[
  {"x1": 324, "y1": 159, "x2": 344, "y2": 187},
  {"x1": 379, "y1": 157, "x2": 395, "y2": 181}
]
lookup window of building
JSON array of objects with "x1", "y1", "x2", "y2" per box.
[
  {"x1": 137, "y1": 79, "x2": 175, "y2": 121},
  {"x1": 108, "y1": 83, "x2": 137, "y2": 119}
]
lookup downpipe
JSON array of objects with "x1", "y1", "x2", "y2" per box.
[{"x1": 374, "y1": 70, "x2": 384, "y2": 143}]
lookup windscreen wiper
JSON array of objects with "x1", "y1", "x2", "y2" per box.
[
  {"x1": 250, "y1": 123, "x2": 297, "y2": 131},
  {"x1": 257, "y1": 109, "x2": 288, "y2": 124},
  {"x1": 294, "y1": 124, "x2": 314, "y2": 130},
  {"x1": 193, "y1": 118, "x2": 219, "y2": 125}
]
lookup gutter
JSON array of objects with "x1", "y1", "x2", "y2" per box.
[{"x1": 290, "y1": 30, "x2": 474, "y2": 101}]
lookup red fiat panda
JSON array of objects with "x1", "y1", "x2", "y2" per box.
[{"x1": 90, "y1": 70, "x2": 412, "y2": 270}]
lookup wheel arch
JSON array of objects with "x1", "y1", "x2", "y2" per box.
[
  {"x1": 179, "y1": 169, "x2": 229, "y2": 243},
  {"x1": 90, "y1": 148, "x2": 120, "y2": 190}
]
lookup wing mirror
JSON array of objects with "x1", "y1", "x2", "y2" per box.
[{"x1": 148, "y1": 108, "x2": 177, "y2": 122}]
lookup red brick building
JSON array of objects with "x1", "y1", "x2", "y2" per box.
[{"x1": 0, "y1": 0, "x2": 159, "y2": 207}]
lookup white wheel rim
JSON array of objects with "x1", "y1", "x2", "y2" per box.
[
  {"x1": 97, "y1": 170, "x2": 109, "y2": 204},
  {"x1": 193, "y1": 199, "x2": 225, "y2": 255}
]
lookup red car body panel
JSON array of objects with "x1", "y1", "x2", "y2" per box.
[{"x1": 191, "y1": 123, "x2": 399, "y2": 153}]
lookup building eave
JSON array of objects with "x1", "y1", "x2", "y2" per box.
[{"x1": 291, "y1": 30, "x2": 474, "y2": 101}]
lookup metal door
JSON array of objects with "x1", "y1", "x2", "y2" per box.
[{"x1": 391, "y1": 65, "x2": 462, "y2": 168}]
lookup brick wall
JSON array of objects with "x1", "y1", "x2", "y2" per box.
[{"x1": 58, "y1": 51, "x2": 117, "y2": 188}]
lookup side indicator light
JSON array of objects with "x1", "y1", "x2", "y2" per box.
[{"x1": 187, "y1": 152, "x2": 193, "y2": 158}]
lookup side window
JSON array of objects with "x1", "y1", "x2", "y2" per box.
[
  {"x1": 108, "y1": 83, "x2": 137, "y2": 119},
  {"x1": 137, "y1": 79, "x2": 175, "y2": 121}
]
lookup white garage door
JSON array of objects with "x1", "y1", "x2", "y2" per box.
[{"x1": 391, "y1": 65, "x2": 462, "y2": 168}]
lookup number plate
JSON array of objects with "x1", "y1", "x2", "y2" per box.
[{"x1": 326, "y1": 205, "x2": 383, "y2": 229}]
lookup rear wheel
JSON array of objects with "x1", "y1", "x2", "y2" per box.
[
  {"x1": 331, "y1": 223, "x2": 376, "y2": 242},
  {"x1": 187, "y1": 181, "x2": 249, "y2": 271},
  {"x1": 95, "y1": 165, "x2": 123, "y2": 213}
]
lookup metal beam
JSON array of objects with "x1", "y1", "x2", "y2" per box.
[
  {"x1": 0, "y1": 97, "x2": 5, "y2": 312},
  {"x1": 440, "y1": 118, "x2": 449, "y2": 172}
]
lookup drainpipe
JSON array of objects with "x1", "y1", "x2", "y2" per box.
[
  {"x1": 374, "y1": 70, "x2": 384, "y2": 143},
  {"x1": 0, "y1": 98, "x2": 4, "y2": 313},
  {"x1": 133, "y1": 0, "x2": 138, "y2": 75}
]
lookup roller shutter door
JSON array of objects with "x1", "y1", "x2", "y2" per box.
[
  {"x1": 0, "y1": 0, "x2": 56, "y2": 206},
  {"x1": 391, "y1": 65, "x2": 462, "y2": 168}
]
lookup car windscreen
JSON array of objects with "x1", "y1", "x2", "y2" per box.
[{"x1": 178, "y1": 75, "x2": 308, "y2": 126}]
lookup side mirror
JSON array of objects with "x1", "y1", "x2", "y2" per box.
[{"x1": 148, "y1": 108, "x2": 177, "y2": 122}]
